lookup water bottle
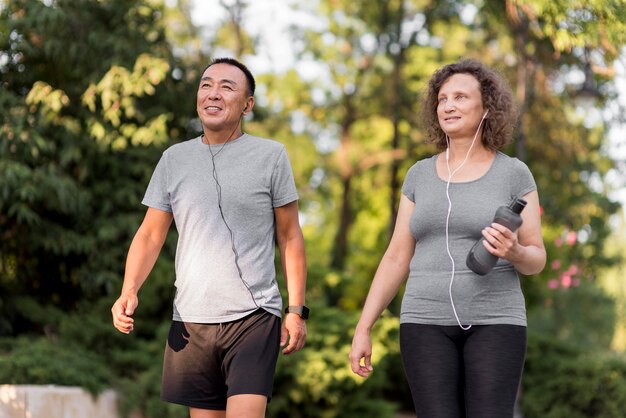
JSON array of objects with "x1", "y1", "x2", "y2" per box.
[{"x1": 466, "y1": 198, "x2": 527, "y2": 275}]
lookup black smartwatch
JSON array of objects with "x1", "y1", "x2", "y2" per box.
[{"x1": 285, "y1": 305, "x2": 310, "y2": 320}]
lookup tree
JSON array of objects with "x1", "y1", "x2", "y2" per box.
[
  {"x1": 476, "y1": 1, "x2": 625, "y2": 335},
  {"x1": 283, "y1": 1, "x2": 443, "y2": 299},
  {"x1": 0, "y1": 0, "x2": 202, "y2": 334}
]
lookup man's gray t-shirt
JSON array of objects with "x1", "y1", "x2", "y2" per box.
[
  {"x1": 142, "y1": 134, "x2": 298, "y2": 323},
  {"x1": 400, "y1": 151, "x2": 536, "y2": 326}
]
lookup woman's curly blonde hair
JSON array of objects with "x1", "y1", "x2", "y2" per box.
[{"x1": 421, "y1": 59, "x2": 519, "y2": 151}]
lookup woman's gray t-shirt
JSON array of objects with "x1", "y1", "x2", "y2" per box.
[
  {"x1": 400, "y1": 151, "x2": 537, "y2": 326},
  {"x1": 142, "y1": 134, "x2": 298, "y2": 323}
]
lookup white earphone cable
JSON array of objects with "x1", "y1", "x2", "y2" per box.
[{"x1": 445, "y1": 111, "x2": 488, "y2": 330}]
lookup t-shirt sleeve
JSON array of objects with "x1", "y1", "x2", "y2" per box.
[
  {"x1": 270, "y1": 147, "x2": 299, "y2": 207},
  {"x1": 511, "y1": 158, "x2": 537, "y2": 199},
  {"x1": 401, "y1": 164, "x2": 417, "y2": 202},
  {"x1": 142, "y1": 152, "x2": 172, "y2": 212}
]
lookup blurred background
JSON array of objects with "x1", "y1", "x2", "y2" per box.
[{"x1": 1, "y1": 0, "x2": 626, "y2": 417}]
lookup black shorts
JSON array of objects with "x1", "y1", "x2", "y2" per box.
[{"x1": 160, "y1": 309, "x2": 281, "y2": 410}]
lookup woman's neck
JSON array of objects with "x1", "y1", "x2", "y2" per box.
[{"x1": 446, "y1": 141, "x2": 492, "y2": 163}]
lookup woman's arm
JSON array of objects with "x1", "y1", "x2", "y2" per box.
[
  {"x1": 349, "y1": 195, "x2": 416, "y2": 377},
  {"x1": 482, "y1": 190, "x2": 546, "y2": 275}
]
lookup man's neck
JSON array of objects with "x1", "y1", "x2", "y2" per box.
[{"x1": 202, "y1": 125, "x2": 243, "y2": 145}]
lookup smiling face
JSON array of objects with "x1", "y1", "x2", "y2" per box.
[
  {"x1": 196, "y1": 63, "x2": 254, "y2": 135},
  {"x1": 436, "y1": 73, "x2": 485, "y2": 140}
]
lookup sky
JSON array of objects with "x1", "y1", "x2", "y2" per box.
[
  {"x1": 188, "y1": 0, "x2": 303, "y2": 74},
  {"x1": 188, "y1": 0, "x2": 626, "y2": 212}
]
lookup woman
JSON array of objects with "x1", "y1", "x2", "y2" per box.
[{"x1": 349, "y1": 60, "x2": 546, "y2": 418}]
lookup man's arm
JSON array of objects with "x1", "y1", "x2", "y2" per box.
[
  {"x1": 111, "y1": 207, "x2": 173, "y2": 334},
  {"x1": 274, "y1": 200, "x2": 307, "y2": 354}
]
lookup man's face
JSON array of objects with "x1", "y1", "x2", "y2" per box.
[{"x1": 196, "y1": 63, "x2": 252, "y2": 132}]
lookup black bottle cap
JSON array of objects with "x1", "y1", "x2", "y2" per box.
[{"x1": 509, "y1": 198, "x2": 527, "y2": 214}]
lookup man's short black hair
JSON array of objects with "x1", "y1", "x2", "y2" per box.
[{"x1": 203, "y1": 57, "x2": 256, "y2": 97}]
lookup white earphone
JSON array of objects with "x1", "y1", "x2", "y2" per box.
[{"x1": 445, "y1": 109, "x2": 489, "y2": 330}]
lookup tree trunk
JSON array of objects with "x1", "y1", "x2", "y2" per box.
[
  {"x1": 506, "y1": 0, "x2": 530, "y2": 162},
  {"x1": 330, "y1": 175, "x2": 352, "y2": 270},
  {"x1": 388, "y1": 45, "x2": 405, "y2": 236},
  {"x1": 330, "y1": 97, "x2": 356, "y2": 270}
]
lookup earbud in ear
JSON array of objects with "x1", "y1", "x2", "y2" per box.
[{"x1": 483, "y1": 109, "x2": 489, "y2": 118}]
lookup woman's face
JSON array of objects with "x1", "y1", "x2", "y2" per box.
[{"x1": 436, "y1": 73, "x2": 485, "y2": 139}]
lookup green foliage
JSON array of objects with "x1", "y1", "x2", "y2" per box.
[
  {"x1": 0, "y1": 337, "x2": 113, "y2": 395},
  {"x1": 113, "y1": 322, "x2": 188, "y2": 418},
  {"x1": 269, "y1": 307, "x2": 408, "y2": 418},
  {"x1": 598, "y1": 217, "x2": 626, "y2": 351},
  {"x1": 525, "y1": 220, "x2": 621, "y2": 350},
  {"x1": 0, "y1": 0, "x2": 193, "y2": 335},
  {"x1": 522, "y1": 332, "x2": 626, "y2": 417},
  {"x1": 512, "y1": 0, "x2": 626, "y2": 60},
  {"x1": 0, "y1": 2, "x2": 196, "y2": 414},
  {"x1": 529, "y1": 281, "x2": 616, "y2": 350}
]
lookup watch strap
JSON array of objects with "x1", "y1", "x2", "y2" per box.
[{"x1": 285, "y1": 305, "x2": 309, "y2": 320}]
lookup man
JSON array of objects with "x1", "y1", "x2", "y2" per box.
[{"x1": 111, "y1": 57, "x2": 308, "y2": 418}]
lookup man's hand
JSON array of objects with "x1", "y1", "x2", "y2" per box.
[
  {"x1": 111, "y1": 293, "x2": 138, "y2": 334},
  {"x1": 280, "y1": 313, "x2": 307, "y2": 354}
]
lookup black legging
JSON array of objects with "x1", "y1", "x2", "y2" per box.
[{"x1": 399, "y1": 323, "x2": 526, "y2": 418}]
